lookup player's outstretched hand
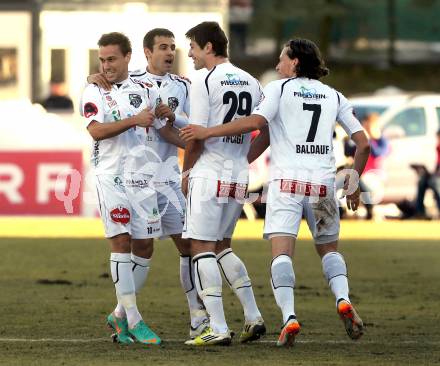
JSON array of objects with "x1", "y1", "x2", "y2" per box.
[
  {"x1": 87, "y1": 73, "x2": 112, "y2": 91},
  {"x1": 180, "y1": 125, "x2": 209, "y2": 142},
  {"x1": 155, "y1": 103, "x2": 175, "y2": 123},
  {"x1": 346, "y1": 186, "x2": 360, "y2": 211},
  {"x1": 134, "y1": 108, "x2": 155, "y2": 128}
]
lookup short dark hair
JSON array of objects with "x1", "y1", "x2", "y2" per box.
[
  {"x1": 98, "y1": 32, "x2": 132, "y2": 56},
  {"x1": 286, "y1": 39, "x2": 329, "y2": 80},
  {"x1": 185, "y1": 21, "x2": 228, "y2": 58},
  {"x1": 143, "y1": 28, "x2": 175, "y2": 50}
]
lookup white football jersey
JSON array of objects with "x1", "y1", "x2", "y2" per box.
[
  {"x1": 189, "y1": 62, "x2": 263, "y2": 183},
  {"x1": 130, "y1": 69, "x2": 190, "y2": 182},
  {"x1": 81, "y1": 77, "x2": 164, "y2": 175},
  {"x1": 253, "y1": 77, "x2": 363, "y2": 184}
]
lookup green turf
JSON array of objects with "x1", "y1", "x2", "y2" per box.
[{"x1": 1, "y1": 238, "x2": 439, "y2": 365}]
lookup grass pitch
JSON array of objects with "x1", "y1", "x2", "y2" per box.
[{"x1": 1, "y1": 237, "x2": 439, "y2": 365}]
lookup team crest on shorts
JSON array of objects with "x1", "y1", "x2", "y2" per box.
[
  {"x1": 168, "y1": 97, "x2": 179, "y2": 112},
  {"x1": 129, "y1": 94, "x2": 142, "y2": 108},
  {"x1": 110, "y1": 206, "x2": 130, "y2": 224}
]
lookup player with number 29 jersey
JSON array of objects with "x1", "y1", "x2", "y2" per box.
[{"x1": 189, "y1": 63, "x2": 263, "y2": 183}]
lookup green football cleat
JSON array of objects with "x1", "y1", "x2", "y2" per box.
[
  {"x1": 239, "y1": 317, "x2": 266, "y2": 343},
  {"x1": 128, "y1": 320, "x2": 162, "y2": 345},
  {"x1": 185, "y1": 327, "x2": 232, "y2": 346},
  {"x1": 107, "y1": 313, "x2": 134, "y2": 345}
]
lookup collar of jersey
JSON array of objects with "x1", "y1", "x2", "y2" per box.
[
  {"x1": 111, "y1": 77, "x2": 130, "y2": 90},
  {"x1": 145, "y1": 69, "x2": 169, "y2": 83}
]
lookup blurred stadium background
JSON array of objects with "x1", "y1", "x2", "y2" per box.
[{"x1": 1, "y1": 1, "x2": 440, "y2": 365}]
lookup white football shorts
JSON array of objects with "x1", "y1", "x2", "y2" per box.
[
  {"x1": 264, "y1": 179, "x2": 340, "y2": 244},
  {"x1": 155, "y1": 180, "x2": 186, "y2": 238},
  {"x1": 94, "y1": 174, "x2": 162, "y2": 239},
  {"x1": 182, "y1": 177, "x2": 244, "y2": 242}
]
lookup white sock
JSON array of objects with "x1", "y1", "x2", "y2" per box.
[
  {"x1": 322, "y1": 251, "x2": 350, "y2": 305},
  {"x1": 270, "y1": 255, "x2": 295, "y2": 324},
  {"x1": 113, "y1": 254, "x2": 150, "y2": 318},
  {"x1": 114, "y1": 302, "x2": 126, "y2": 318},
  {"x1": 217, "y1": 248, "x2": 261, "y2": 322},
  {"x1": 193, "y1": 252, "x2": 228, "y2": 334},
  {"x1": 110, "y1": 253, "x2": 142, "y2": 328},
  {"x1": 180, "y1": 255, "x2": 207, "y2": 328},
  {"x1": 131, "y1": 253, "x2": 151, "y2": 293}
]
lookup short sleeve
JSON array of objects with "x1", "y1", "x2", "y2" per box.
[
  {"x1": 81, "y1": 84, "x2": 104, "y2": 127},
  {"x1": 189, "y1": 71, "x2": 210, "y2": 127},
  {"x1": 252, "y1": 80, "x2": 280, "y2": 123},
  {"x1": 183, "y1": 80, "x2": 191, "y2": 117},
  {"x1": 336, "y1": 91, "x2": 363, "y2": 137}
]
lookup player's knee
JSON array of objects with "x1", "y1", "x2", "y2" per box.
[
  {"x1": 173, "y1": 236, "x2": 191, "y2": 256},
  {"x1": 271, "y1": 254, "x2": 295, "y2": 289},
  {"x1": 198, "y1": 285, "x2": 222, "y2": 300},
  {"x1": 131, "y1": 238, "x2": 154, "y2": 258},
  {"x1": 321, "y1": 251, "x2": 347, "y2": 282}
]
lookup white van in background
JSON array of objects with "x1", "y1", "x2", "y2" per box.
[{"x1": 349, "y1": 92, "x2": 440, "y2": 204}]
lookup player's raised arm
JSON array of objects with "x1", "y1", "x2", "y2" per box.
[
  {"x1": 248, "y1": 125, "x2": 270, "y2": 163},
  {"x1": 155, "y1": 103, "x2": 176, "y2": 124},
  {"x1": 87, "y1": 107, "x2": 155, "y2": 141},
  {"x1": 156, "y1": 122, "x2": 185, "y2": 148},
  {"x1": 180, "y1": 114, "x2": 267, "y2": 142}
]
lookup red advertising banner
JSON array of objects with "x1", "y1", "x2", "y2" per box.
[{"x1": 0, "y1": 151, "x2": 83, "y2": 215}]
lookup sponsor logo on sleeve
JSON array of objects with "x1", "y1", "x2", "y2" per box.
[
  {"x1": 84, "y1": 102, "x2": 98, "y2": 118},
  {"x1": 110, "y1": 206, "x2": 130, "y2": 224}
]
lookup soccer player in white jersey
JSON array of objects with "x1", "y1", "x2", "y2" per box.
[
  {"x1": 88, "y1": 28, "x2": 209, "y2": 339},
  {"x1": 134, "y1": 28, "x2": 210, "y2": 338},
  {"x1": 82, "y1": 32, "x2": 181, "y2": 346},
  {"x1": 182, "y1": 22, "x2": 265, "y2": 346},
  {"x1": 180, "y1": 38, "x2": 370, "y2": 346}
]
